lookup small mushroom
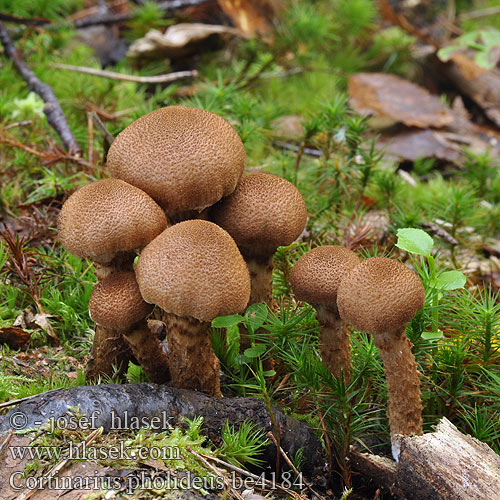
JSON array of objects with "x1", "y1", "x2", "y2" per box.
[
  {"x1": 107, "y1": 106, "x2": 246, "y2": 222},
  {"x1": 89, "y1": 271, "x2": 170, "y2": 383},
  {"x1": 58, "y1": 178, "x2": 168, "y2": 380},
  {"x1": 211, "y1": 172, "x2": 308, "y2": 305},
  {"x1": 136, "y1": 219, "x2": 251, "y2": 396},
  {"x1": 289, "y1": 246, "x2": 360, "y2": 383},
  {"x1": 337, "y1": 257, "x2": 425, "y2": 459}
]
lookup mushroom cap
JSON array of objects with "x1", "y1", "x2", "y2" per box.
[
  {"x1": 135, "y1": 220, "x2": 250, "y2": 322},
  {"x1": 337, "y1": 257, "x2": 425, "y2": 335},
  {"x1": 290, "y1": 246, "x2": 360, "y2": 305},
  {"x1": 107, "y1": 106, "x2": 246, "y2": 213},
  {"x1": 58, "y1": 179, "x2": 167, "y2": 264},
  {"x1": 89, "y1": 271, "x2": 153, "y2": 330},
  {"x1": 210, "y1": 172, "x2": 308, "y2": 256}
]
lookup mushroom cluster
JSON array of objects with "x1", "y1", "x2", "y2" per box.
[
  {"x1": 58, "y1": 105, "x2": 307, "y2": 396},
  {"x1": 290, "y1": 248, "x2": 425, "y2": 459}
]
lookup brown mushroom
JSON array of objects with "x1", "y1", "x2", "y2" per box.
[
  {"x1": 89, "y1": 271, "x2": 170, "y2": 383},
  {"x1": 107, "y1": 106, "x2": 246, "y2": 222},
  {"x1": 58, "y1": 178, "x2": 168, "y2": 380},
  {"x1": 211, "y1": 172, "x2": 308, "y2": 305},
  {"x1": 135, "y1": 219, "x2": 251, "y2": 397},
  {"x1": 337, "y1": 257, "x2": 425, "y2": 459},
  {"x1": 289, "y1": 246, "x2": 360, "y2": 383}
]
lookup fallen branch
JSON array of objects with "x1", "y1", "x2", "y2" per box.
[
  {"x1": 0, "y1": 383, "x2": 326, "y2": 478},
  {"x1": 0, "y1": 21, "x2": 81, "y2": 155},
  {"x1": 0, "y1": 0, "x2": 213, "y2": 30},
  {"x1": 51, "y1": 63, "x2": 198, "y2": 84}
]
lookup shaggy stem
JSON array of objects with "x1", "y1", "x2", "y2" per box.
[
  {"x1": 122, "y1": 320, "x2": 170, "y2": 384},
  {"x1": 164, "y1": 313, "x2": 221, "y2": 397},
  {"x1": 373, "y1": 329, "x2": 423, "y2": 441},
  {"x1": 87, "y1": 253, "x2": 136, "y2": 380},
  {"x1": 245, "y1": 255, "x2": 274, "y2": 305},
  {"x1": 86, "y1": 325, "x2": 132, "y2": 381},
  {"x1": 315, "y1": 304, "x2": 352, "y2": 384}
]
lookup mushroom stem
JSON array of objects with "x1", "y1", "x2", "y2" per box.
[
  {"x1": 315, "y1": 304, "x2": 352, "y2": 384},
  {"x1": 86, "y1": 325, "x2": 132, "y2": 381},
  {"x1": 121, "y1": 320, "x2": 170, "y2": 384},
  {"x1": 245, "y1": 255, "x2": 274, "y2": 305},
  {"x1": 373, "y1": 329, "x2": 423, "y2": 439},
  {"x1": 164, "y1": 312, "x2": 221, "y2": 397}
]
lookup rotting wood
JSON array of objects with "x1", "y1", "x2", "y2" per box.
[{"x1": 350, "y1": 418, "x2": 500, "y2": 500}]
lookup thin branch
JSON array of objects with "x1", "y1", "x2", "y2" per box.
[
  {"x1": 0, "y1": 21, "x2": 81, "y2": 155},
  {"x1": 0, "y1": 0, "x2": 213, "y2": 29},
  {"x1": 51, "y1": 63, "x2": 198, "y2": 84},
  {"x1": 266, "y1": 431, "x2": 325, "y2": 500},
  {"x1": 89, "y1": 112, "x2": 115, "y2": 146},
  {"x1": 458, "y1": 6, "x2": 500, "y2": 21},
  {"x1": 0, "y1": 12, "x2": 49, "y2": 26},
  {"x1": 186, "y1": 447, "x2": 245, "y2": 500}
]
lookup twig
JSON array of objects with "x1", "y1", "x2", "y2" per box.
[
  {"x1": 51, "y1": 64, "x2": 198, "y2": 84},
  {"x1": 89, "y1": 112, "x2": 114, "y2": 146},
  {"x1": 87, "y1": 111, "x2": 94, "y2": 165},
  {"x1": 200, "y1": 454, "x2": 296, "y2": 496},
  {"x1": 266, "y1": 431, "x2": 324, "y2": 500},
  {"x1": 0, "y1": 0, "x2": 213, "y2": 30},
  {"x1": 0, "y1": 388, "x2": 63, "y2": 411},
  {"x1": 17, "y1": 427, "x2": 103, "y2": 500},
  {"x1": 0, "y1": 13, "x2": 49, "y2": 26},
  {"x1": 186, "y1": 447, "x2": 245, "y2": 500},
  {"x1": 5, "y1": 120, "x2": 32, "y2": 129},
  {"x1": 0, "y1": 430, "x2": 13, "y2": 457},
  {"x1": 0, "y1": 22, "x2": 81, "y2": 155},
  {"x1": 458, "y1": 6, "x2": 500, "y2": 21}
]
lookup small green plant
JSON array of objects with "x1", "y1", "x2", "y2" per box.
[
  {"x1": 218, "y1": 420, "x2": 269, "y2": 468},
  {"x1": 396, "y1": 228, "x2": 466, "y2": 339},
  {"x1": 438, "y1": 28, "x2": 500, "y2": 69}
]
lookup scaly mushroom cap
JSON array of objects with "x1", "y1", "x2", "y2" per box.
[
  {"x1": 58, "y1": 179, "x2": 167, "y2": 264},
  {"x1": 210, "y1": 172, "x2": 308, "y2": 256},
  {"x1": 290, "y1": 246, "x2": 360, "y2": 305},
  {"x1": 107, "y1": 106, "x2": 246, "y2": 213},
  {"x1": 89, "y1": 271, "x2": 153, "y2": 330},
  {"x1": 337, "y1": 257, "x2": 425, "y2": 335},
  {"x1": 136, "y1": 220, "x2": 251, "y2": 322}
]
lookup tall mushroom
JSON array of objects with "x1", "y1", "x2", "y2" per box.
[
  {"x1": 135, "y1": 219, "x2": 251, "y2": 397},
  {"x1": 107, "y1": 106, "x2": 246, "y2": 222},
  {"x1": 211, "y1": 172, "x2": 308, "y2": 305},
  {"x1": 58, "y1": 178, "x2": 169, "y2": 381},
  {"x1": 89, "y1": 272, "x2": 170, "y2": 383},
  {"x1": 337, "y1": 257, "x2": 425, "y2": 459},
  {"x1": 289, "y1": 246, "x2": 360, "y2": 383}
]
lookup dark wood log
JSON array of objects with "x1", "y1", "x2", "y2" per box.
[{"x1": 0, "y1": 383, "x2": 326, "y2": 477}]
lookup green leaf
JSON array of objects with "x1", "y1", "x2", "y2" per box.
[
  {"x1": 211, "y1": 314, "x2": 244, "y2": 329},
  {"x1": 244, "y1": 303, "x2": 268, "y2": 333},
  {"x1": 243, "y1": 344, "x2": 267, "y2": 359},
  {"x1": 434, "y1": 270, "x2": 466, "y2": 291},
  {"x1": 437, "y1": 45, "x2": 461, "y2": 62},
  {"x1": 395, "y1": 228, "x2": 434, "y2": 256},
  {"x1": 422, "y1": 330, "x2": 444, "y2": 341}
]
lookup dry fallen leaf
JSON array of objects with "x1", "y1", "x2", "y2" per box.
[
  {"x1": 377, "y1": 128, "x2": 462, "y2": 164},
  {"x1": 128, "y1": 23, "x2": 241, "y2": 59},
  {"x1": 348, "y1": 72, "x2": 454, "y2": 129},
  {"x1": 217, "y1": 0, "x2": 279, "y2": 40},
  {"x1": 0, "y1": 327, "x2": 31, "y2": 350}
]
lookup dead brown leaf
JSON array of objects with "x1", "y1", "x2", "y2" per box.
[
  {"x1": 217, "y1": 0, "x2": 279, "y2": 40},
  {"x1": 0, "y1": 327, "x2": 31, "y2": 350},
  {"x1": 377, "y1": 128, "x2": 462, "y2": 163},
  {"x1": 348, "y1": 72, "x2": 454, "y2": 128},
  {"x1": 127, "y1": 23, "x2": 241, "y2": 59}
]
